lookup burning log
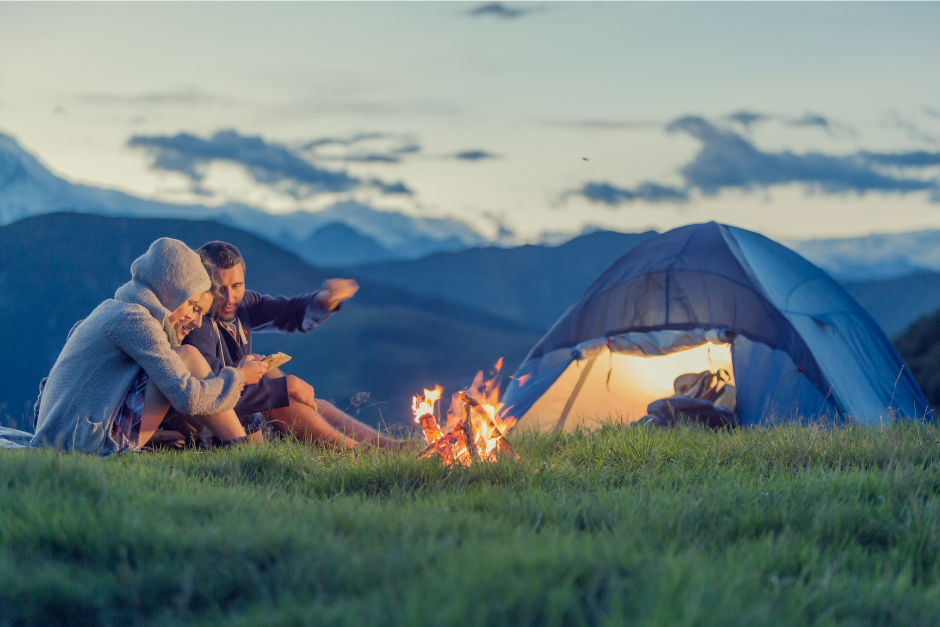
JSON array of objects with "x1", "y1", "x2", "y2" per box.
[
  {"x1": 417, "y1": 412, "x2": 443, "y2": 444},
  {"x1": 412, "y1": 359, "x2": 517, "y2": 466},
  {"x1": 416, "y1": 430, "x2": 458, "y2": 464},
  {"x1": 457, "y1": 391, "x2": 519, "y2": 459},
  {"x1": 459, "y1": 404, "x2": 480, "y2": 462}
]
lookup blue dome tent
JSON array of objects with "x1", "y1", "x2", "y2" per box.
[{"x1": 500, "y1": 222, "x2": 931, "y2": 430}]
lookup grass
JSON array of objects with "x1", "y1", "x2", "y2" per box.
[{"x1": 3, "y1": 421, "x2": 940, "y2": 626}]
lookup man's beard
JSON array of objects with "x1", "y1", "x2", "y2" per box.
[{"x1": 215, "y1": 301, "x2": 241, "y2": 322}]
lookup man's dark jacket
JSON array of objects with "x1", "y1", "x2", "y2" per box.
[{"x1": 183, "y1": 289, "x2": 336, "y2": 417}]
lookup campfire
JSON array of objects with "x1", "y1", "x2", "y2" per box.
[{"x1": 412, "y1": 359, "x2": 518, "y2": 465}]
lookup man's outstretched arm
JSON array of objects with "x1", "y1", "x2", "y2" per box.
[{"x1": 243, "y1": 279, "x2": 359, "y2": 334}]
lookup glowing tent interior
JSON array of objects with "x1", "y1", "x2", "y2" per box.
[{"x1": 500, "y1": 222, "x2": 931, "y2": 430}]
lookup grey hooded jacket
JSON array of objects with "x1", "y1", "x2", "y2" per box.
[{"x1": 31, "y1": 238, "x2": 244, "y2": 455}]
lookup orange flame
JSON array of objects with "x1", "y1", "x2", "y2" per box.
[
  {"x1": 413, "y1": 359, "x2": 517, "y2": 465},
  {"x1": 412, "y1": 386, "x2": 442, "y2": 420}
]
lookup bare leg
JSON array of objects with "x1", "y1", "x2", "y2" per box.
[
  {"x1": 137, "y1": 378, "x2": 172, "y2": 449},
  {"x1": 315, "y1": 400, "x2": 404, "y2": 449},
  {"x1": 144, "y1": 345, "x2": 248, "y2": 445},
  {"x1": 266, "y1": 399, "x2": 360, "y2": 451},
  {"x1": 261, "y1": 367, "x2": 405, "y2": 450}
]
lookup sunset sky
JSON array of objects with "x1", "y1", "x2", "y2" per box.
[{"x1": 2, "y1": 1, "x2": 939, "y2": 242}]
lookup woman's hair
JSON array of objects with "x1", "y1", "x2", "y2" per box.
[{"x1": 198, "y1": 251, "x2": 223, "y2": 314}]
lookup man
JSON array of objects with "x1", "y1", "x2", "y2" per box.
[{"x1": 184, "y1": 241, "x2": 406, "y2": 450}]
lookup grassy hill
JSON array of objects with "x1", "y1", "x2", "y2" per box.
[
  {"x1": 3, "y1": 423, "x2": 940, "y2": 626},
  {"x1": 894, "y1": 307, "x2": 940, "y2": 410},
  {"x1": 0, "y1": 213, "x2": 542, "y2": 430}
]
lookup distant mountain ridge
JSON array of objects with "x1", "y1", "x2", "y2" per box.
[
  {"x1": 785, "y1": 231, "x2": 940, "y2": 281},
  {"x1": 350, "y1": 230, "x2": 940, "y2": 339},
  {"x1": 0, "y1": 213, "x2": 541, "y2": 431},
  {"x1": 349, "y1": 230, "x2": 659, "y2": 328},
  {"x1": 0, "y1": 132, "x2": 487, "y2": 265},
  {"x1": 5, "y1": 129, "x2": 940, "y2": 280}
]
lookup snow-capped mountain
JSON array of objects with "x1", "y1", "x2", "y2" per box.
[
  {"x1": 0, "y1": 132, "x2": 487, "y2": 264},
  {"x1": 784, "y1": 231, "x2": 940, "y2": 281}
]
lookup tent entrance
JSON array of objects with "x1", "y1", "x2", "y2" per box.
[{"x1": 522, "y1": 339, "x2": 734, "y2": 432}]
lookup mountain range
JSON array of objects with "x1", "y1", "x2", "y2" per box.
[
  {"x1": 0, "y1": 213, "x2": 542, "y2": 432},
  {"x1": 349, "y1": 231, "x2": 940, "y2": 338},
  {"x1": 7, "y1": 130, "x2": 940, "y2": 281},
  {"x1": 0, "y1": 132, "x2": 487, "y2": 266}
]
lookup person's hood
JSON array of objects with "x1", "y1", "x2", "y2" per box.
[{"x1": 114, "y1": 238, "x2": 210, "y2": 322}]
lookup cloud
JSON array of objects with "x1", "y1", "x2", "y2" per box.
[
  {"x1": 128, "y1": 130, "x2": 411, "y2": 198},
  {"x1": 726, "y1": 110, "x2": 770, "y2": 131},
  {"x1": 566, "y1": 115, "x2": 939, "y2": 207},
  {"x1": 789, "y1": 112, "x2": 832, "y2": 130},
  {"x1": 925, "y1": 108, "x2": 940, "y2": 121},
  {"x1": 881, "y1": 111, "x2": 938, "y2": 145},
  {"x1": 468, "y1": 2, "x2": 535, "y2": 19},
  {"x1": 300, "y1": 132, "x2": 421, "y2": 163},
  {"x1": 568, "y1": 182, "x2": 689, "y2": 206},
  {"x1": 668, "y1": 116, "x2": 933, "y2": 196},
  {"x1": 452, "y1": 150, "x2": 499, "y2": 161},
  {"x1": 75, "y1": 87, "x2": 225, "y2": 106},
  {"x1": 861, "y1": 150, "x2": 940, "y2": 168}
]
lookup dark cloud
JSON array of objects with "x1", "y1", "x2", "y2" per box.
[
  {"x1": 726, "y1": 110, "x2": 770, "y2": 131},
  {"x1": 568, "y1": 182, "x2": 688, "y2": 206},
  {"x1": 128, "y1": 130, "x2": 411, "y2": 198},
  {"x1": 468, "y1": 2, "x2": 534, "y2": 19},
  {"x1": 789, "y1": 113, "x2": 832, "y2": 130},
  {"x1": 566, "y1": 115, "x2": 939, "y2": 207},
  {"x1": 861, "y1": 151, "x2": 940, "y2": 168},
  {"x1": 668, "y1": 116, "x2": 933, "y2": 196},
  {"x1": 300, "y1": 133, "x2": 421, "y2": 163},
  {"x1": 787, "y1": 112, "x2": 856, "y2": 137},
  {"x1": 925, "y1": 108, "x2": 940, "y2": 121},
  {"x1": 452, "y1": 150, "x2": 498, "y2": 161}
]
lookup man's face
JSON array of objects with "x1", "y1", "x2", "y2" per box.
[{"x1": 215, "y1": 263, "x2": 246, "y2": 322}]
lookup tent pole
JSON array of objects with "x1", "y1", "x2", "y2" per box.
[{"x1": 555, "y1": 356, "x2": 598, "y2": 432}]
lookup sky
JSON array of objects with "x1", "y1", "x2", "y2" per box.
[{"x1": 1, "y1": 1, "x2": 940, "y2": 242}]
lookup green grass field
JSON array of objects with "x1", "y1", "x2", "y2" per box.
[{"x1": 3, "y1": 422, "x2": 940, "y2": 626}]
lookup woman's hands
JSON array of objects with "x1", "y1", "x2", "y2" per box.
[{"x1": 237, "y1": 355, "x2": 269, "y2": 385}]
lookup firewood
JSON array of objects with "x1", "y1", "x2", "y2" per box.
[
  {"x1": 457, "y1": 391, "x2": 519, "y2": 458},
  {"x1": 417, "y1": 430, "x2": 458, "y2": 464},
  {"x1": 417, "y1": 412, "x2": 442, "y2": 445},
  {"x1": 459, "y1": 404, "x2": 480, "y2": 462}
]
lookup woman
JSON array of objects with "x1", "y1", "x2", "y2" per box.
[
  {"x1": 31, "y1": 238, "x2": 268, "y2": 455},
  {"x1": 149, "y1": 253, "x2": 261, "y2": 448}
]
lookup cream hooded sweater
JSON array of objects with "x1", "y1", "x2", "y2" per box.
[{"x1": 32, "y1": 238, "x2": 244, "y2": 455}]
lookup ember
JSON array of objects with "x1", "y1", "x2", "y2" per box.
[{"x1": 412, "y1": 359, "x2": 518, "y2": 465}]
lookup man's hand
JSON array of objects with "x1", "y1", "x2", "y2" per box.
[
  {"x1": 316, "y1": 278, "x2": 359, "y2": 311},
  {"x1": 237, "y1": 355, "x2": 269, "y2": 385},
  {"x1": 285, "y1": 375, "x2": 318, "y2": 412}
]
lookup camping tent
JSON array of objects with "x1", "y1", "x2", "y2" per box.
[{"x1": 500, "y1": 222, "x2": 931, "y2": 430}]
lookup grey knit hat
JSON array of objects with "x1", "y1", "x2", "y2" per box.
[{"x1": 130, "y1": 238, "x2": 211, "y2": 314}]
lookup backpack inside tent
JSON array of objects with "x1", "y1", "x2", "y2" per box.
[{"x1": 500, "y1": 222, "x2": 931, "y2": 430}]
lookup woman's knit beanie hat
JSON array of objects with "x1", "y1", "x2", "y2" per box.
[{"x1": 130, "y1": 238, "x2": 211, "y2": 314}]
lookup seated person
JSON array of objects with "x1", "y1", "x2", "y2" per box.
[
  {"x1": 32, "y1": 238, "x2": 269, "y2": 455},
  {"x1": 185, "y1": 241, "x2": 407, "y2": 450}
]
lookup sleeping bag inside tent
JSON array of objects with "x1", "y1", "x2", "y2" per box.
[{"x1": 500, "y1": 222, "x2": 931, "y2": 430}]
